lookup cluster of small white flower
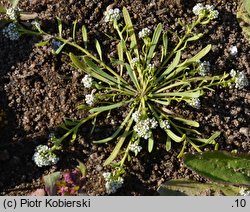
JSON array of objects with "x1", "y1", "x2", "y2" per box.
[
  {"x1": 85, "y1": 93, "x2": 95, "y2": 106},
  {"x1": 103, "y1": 172, "x2": 124, "y2": 194},
  {"x1": 6, "y1": 7, "x2": 20, "y2": 20},
  {"x1": 134, "y1": 117, "x2": 158, "y2": 139},
  {"x1": 230, "y1": 69, "x2": 248, "y2": 89},
  {"x1": 192, "y1": 3, "x2": 219, "y2": 19},
  {"x1": 239, "y1": 187, "x2": 250, "y2": 196},
  {"x1": 189, "y1": 98, "x2": 201, "y2": 109},
  {"x1": 129, "y1": 143, "x2": 142, "y2": 155},
  {"x1": 138, "y1": 27, "x2": 151, "y2": 39},
  {"x1": 104, "y1": 8, "x2": 122, "y2": 22},
  {"x1": 131, "y1": 57, "x2": 139, "y2": 67},
  {"x1": 229, "y1": 46, "x2": 238, "y2": 56},
  {"x1": 159, "y1": 119, "x2": 170, "y2": 130},
  {"x1": 81, "y1": 74, "x2": 93, "y2": 88},
  {"x1": 197, "y1": 60, "x2": 210, "y2": 76},
  {"x1": 32, "y1": 145, "x2": 59, "y2": 167},
  {"x1": 2, "y1": 23, "x2": 20, "y2": 40},
  {"x1": 132, "y1": 111, "x2": 141, "y2": 123}
]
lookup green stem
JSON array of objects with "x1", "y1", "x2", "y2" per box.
[
  {"x1": 156, "y1": 15, "x2": 203, "y2": 76},
  {"x1": 51, "y1": 111, "x2": 101, "y2": 151}
]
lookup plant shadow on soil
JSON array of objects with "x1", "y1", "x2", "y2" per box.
[{"x1": 0, "y1": 32, "x2": 49, "y2": 194}]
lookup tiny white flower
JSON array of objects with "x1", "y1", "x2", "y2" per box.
[
  {"x1": 192, "y1": 3, "x2": 204, "y2": 15},
  {"x1": 197, "y1": 60, "x2": 210, "y2": 76},
  {"x1": 149, "y1": 117, "x2": 158, "y2": 129},
  {"x1": 6, "y1": 7, "x2": 20, "y2": 20},
  {"x1": 132, "y1": 111, "x2": 141, "y2": 123},
  {"x1": 129, "y1": 143, "x2": 142, "y2": 155},
  {"x1": 209, "y1": 8, "x2": 219, "y2": 19},
  {"x1": 205, "y1": 4, "x2": 219, "y2": 19},
  {"x1": 229, "y1": 46, "x2": 238, "y2": 56},
  {"x1": 104, "y1": 8, "x2": 122, "y2": 22},
  {"x1": 239, "y1": 187, "x2": 250, "y2": 196},
  {"x1": 138, "y1": 28, "x2": 151, "y2": 39},
  {"x1": 147, "y1": 64, "x2": 155, "y2": 70},
  {"x1": 85, "y1": 93, "x2": 95, "y2": 106},
  {"x1": 33, "y1": 145, "x2": 59, "y2": 167},
  {"x1": 81, "y1": 74, "x2": 93, "y2": 88},
  {"x1": 103, "y1": 172, "x2": 112, "y2": 180},
  {"x1": 230, "y1": 69, "x2": 237, "y2": 78},
  {"x1": 103, "y1": 172, "x2": 124, "y2": 194},
  {"x1": 193, "y1": 3, "x2": 219, "y2": 19},
  {"x1": 189, "y1": 98, "x2": 201, "y2": 109},
  {"x1": 134, "y1": 117, "x2": 157, "y2": 139},
  {"x1": 160, "y1": 119, "x2": 170, "y2": 130},
  {"x1": 131, "y1": 57, "x2": 139, "y2": 68},
  {"x1": 235, "y1": 71, "x2": 248, "y2": 89}
]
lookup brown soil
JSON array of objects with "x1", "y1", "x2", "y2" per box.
[{"x1": 0, "y1": 0, "x2": 249, "y2": 195}]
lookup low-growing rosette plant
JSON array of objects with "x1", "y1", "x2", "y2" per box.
[{"x1": 30, "y1": 5, "x2": 248, "y2": 193}]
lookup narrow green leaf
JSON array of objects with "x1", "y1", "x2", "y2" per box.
[
  {"x1": 148, "y1": 136, "x2": 154, "y2": 152},
  {"x1": 71, "y1": 131, "x2": 77, "y2": 142},
  {"x1": 104, "y1": 118, "x2": 133, "y2": 166},
  {"x1": 35, "y1": 40, "x2": 49, "y2": 47},
  {"x1": 93, "y1": 107, "x2": 134, "y2": 144},
  {"x1": 190, "y1": 131, "x2": 221, "y2": 144},
  {"x1": 117, "y1": 42, "x2": 124, "y2": 76},
  {"x1": 147, "y1": 23, "x2": 162, "y2": 64},
  {"x1": 77, "y1": 104, "x2": 91, "y2": 110},
  {"x1": 83, "y1": 57, "x2": 118, "y2": 84},
  {"x1": 179, "y1": 33, "x2": 203, "y2": 51},
  {"x1": 150, "y1": 99, "x2": 171, "y2": 106},
  {"x1": 89, "y1": 100, "x2": 132, "y2": 113},
  {"x1": 55, "y1": 42, "x2": 66, "y2": 54},
  {"x1": 122, "y1": 7, "x2": 139, "y2": 57},
  {"x1": 157, "y1": 50, "x2": 181, "y2": 82},
  {"x1": 104, "y1": 137, "x2": 125, "y2": 166},
  {"x1": 177, "y1": 140, "x2": 187, "y2": 158},
  {"x1": 77, "y1": 159, "x2": 87, "y2": 177},
  {"x1": 184, "y1": 151, "x2": 250, "y2": 186},
  {"x1": 69, "y1": 52, "x2": 87, "y2": 70},
  {"x1": 166, "y1": 129, "x2": 186, "y2": 143},
  {"x1": 56, "y1": 17, "x2": 63, "y2": 38},
  {"x1": 58, "y1": 123, "x2": 69, "y2": 131},
  {"x1": 172, "y1": 116, "x2": 200, "y2": 128},
  {"x1": 166, "y1": 136, "x2": 171, "y2": 151},
  {"x1": 82, "y1": 25, "x2": 88, "y2": 48},
  {"x1": 125, "y1": 63, "x2": 140, "y2": 89},
  {"x1": 64, "y1": 118, "x2": 79, "y2": 127},
  {"x1": 72, "y1": 20, "x2": 77, "y2": 42},
  {"x1": 70, "y1": 53, "x2": 116, "y2": 86},
  {"x1": 152, "y1": 90, "x2": 201, "y2": 98},
  {"x1": 207, "y1": 131, "x2": 221, "y2": 143},
  {"x1": 177, "y1": 45, "x2": 211, "y2": 67},
  {"x1": 162, "y1": 32, "x2": 168, "y2": 59},
  {"x1": 95, "y1": 39, "x2": 103, "y2": 61}
]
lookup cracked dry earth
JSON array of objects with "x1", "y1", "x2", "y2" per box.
[{"x1": 0, "y1": 0, "x2": 249, "y2": 195}]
